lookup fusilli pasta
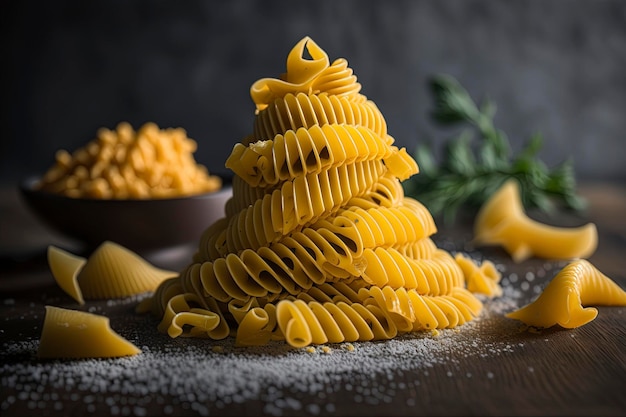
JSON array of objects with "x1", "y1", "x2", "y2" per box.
[{"x1": 140, "y1": 36, "x2": 498, "y2": 347}]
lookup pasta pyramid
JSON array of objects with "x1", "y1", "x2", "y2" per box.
[{"x1": 142, "y1": 37, "x2": 485, "y2": 347}]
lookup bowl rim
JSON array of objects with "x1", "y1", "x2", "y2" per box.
[{"x1": 19, "y1": 175, "x2": 233, "y2": 203}]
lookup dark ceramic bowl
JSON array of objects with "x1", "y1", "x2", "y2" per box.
[{"x1": 19, "y1": 177, "x2": 232, "y2": 254}]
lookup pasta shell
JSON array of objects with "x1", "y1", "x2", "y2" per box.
[
  {"x1": 48, "y1": 245, "x2": 87, "y2": 304},
  {"x1": 77, "y1": 241, "x2": 177, "y2": 299},
  {"x1": 38, "y1": 306, "x2": 141, "y2": 359},
  {"x1": 48, "y1": 241, "x2": 177, "y2": 303},
  {"x1": 506, "y1": 259, "x2": 626, "y2": 328},
  {"x1": 474, "y1": 179, "x2": 598, "y2": 262}
]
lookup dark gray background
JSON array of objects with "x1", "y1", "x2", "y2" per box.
[{"x1": 2, "y1": 0, "x2": 625, "y2": 186}]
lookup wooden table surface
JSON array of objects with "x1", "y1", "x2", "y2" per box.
[{"x1": 1, "y1": 181, "x2": 625, "y2": 417}]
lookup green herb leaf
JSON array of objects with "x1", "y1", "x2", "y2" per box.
[{"x1": 404, "y1": 74, "x2": 586, "y2": 224}]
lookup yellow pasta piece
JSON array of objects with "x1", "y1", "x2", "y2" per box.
[
  {"x1": 235, "y1": 305, "x2": 276, "y2": 347},
  {"x1": 473, "y1": 179, "x2": 598, "y2": 262},
  {"x1": 182, "y1": 222, "x2": 364, "y2": 303},
  {"x1": 454, "y1": 253, "x2": 503, "y2": 298},
  {"x1": 218, "y1": 160, "x2": 387, "y2": 249},
  {"x1": 136, "y1": 276, "x2": 182, "y2": 316},
  {"x1": 226, "y1": 124, "x2": 395, "y2": 187},
  {"x1": 48, "y1": 241, "x2": 176, "y2": 303},
  {"x1": 47, "y1": 245, "x2": 87, "y2": 305},
  {"x1": 335, "y1": 200, "x2": 437, "y2": 250},
  {"x1": 36, "y1": 122, "x2": 222, "y2": 199},
  {"x1": 506, "y1": 259, "x2": 626, "y2": 328},
  {"x1": 360, "y1": 247, "x2": 464, "y2": 295},
  {"x1": 311, "y1": 56, "x2": 362, "y2": 99},
  {"x1": 158, "y1": 293, "x2": 225, "y2": 339},
  {"x1": 252, "y1": 92, "x2": 388, "y2": 141},
  {"x1": 38, "y1": 306, "x2": 141, "y2": 359},
  {"x1": 250, "y1": 37, "x2": 359, "y2": 112}
]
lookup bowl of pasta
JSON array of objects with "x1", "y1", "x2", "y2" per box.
[
  {"x1": 19, "y1": 176, "x2": 232, "y2": 253},
  {"x1": 19, "y1": 121, "x2": 232, "y2": 254}
]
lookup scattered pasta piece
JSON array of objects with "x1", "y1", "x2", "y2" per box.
[
  {"x1": 473, "y1": 179, "x2": 598, "y2": 262},
  {"x1": 454, "y1": 253, "x2": 502, "y2": 298},
  {"x1": 38, "y1": 306, "x2": 141, "y2": 359},
  {"x1": 48, "y1": 241, "x2": 177, "y2": 304},
  {"x1": 36, "y1": 122, "x2": 222, "y2": 199},
  {"x1": 47, "y1": 245, "x2": 87, "y2": 305},
  {"x1": 506, "y1": 259, "x2": 626, "y2": 328}
]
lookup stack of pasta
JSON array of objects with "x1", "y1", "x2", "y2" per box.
[{"x1": 143, "y1": 37, "x2": 487, "y2": 348}]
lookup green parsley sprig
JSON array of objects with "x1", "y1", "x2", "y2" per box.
[{"x1": 403, "y1": 74, "x2": 586, "y2": 225}]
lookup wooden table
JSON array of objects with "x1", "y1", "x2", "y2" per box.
[{"x1": 1, "y1": 181, "x2": 625, "y2": 417}]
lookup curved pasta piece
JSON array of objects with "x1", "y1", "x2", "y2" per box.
[
  {"x1": 343, "y1": 173, "x2": 407, "y2": 212},
  {"x1": 226, "y1": 124, "x2": 395, "y2": 187},
  {"x1": 228, "y1": 175, "x2": 268, "y2": 212},
  {"x1": 506, "y1": 259, "x2": 626, "y2": 328},
  {"x1": 271, "y1": 283, "x2": 482, "y2": 347},
  {"x1": 275, "y1": 299, "x2": 317, "y2": 347},
  {"x1": 354, "y1": 281, "x2": 483, "y2": 330},
  {"x1": 474, "y1": 179, "x2": 598, "y2": 262},
  {"x1": 398, "y1": 238, "x2": 438, "y2": 260},
  {"x1": 163, "y1": 297, "x2": 225, "y2": 339},
  {"x1": 219, "y1": 160, "x2": 387, "y2": 251},
  {"x1": 194, "y1": 217, "x2": 231, "y2": 263},
  {"x1": 275, "y1": 298, "x2": 397, "y2": 348},
  {"x1": 382, "y1": 146, "x2": 419, "y2": 181},
  {"x1": 334, "y1": 201, "x2": 437, "y2": 250},
  {"x1": 77, "y1": 241, "x2": 177, "y2": 300},
  {"x1": 251, "y1": 37, "x2": 334, "y2": 112},
  {"x1": 147, "y1": 270, "x2": 482, "y2": 347},
  {"x1": 250, "y1": 37, "x2": 364, "y2": 114},
  {"x1": 188, "y1": 222, "x2": 366, "y2": 303},
  {"x1": 298, "y1": 281, "x2": 363, "y2": 305},
  {"x1": 360, "y1": 247, "x2": 464, "y2": 295},
  {"x1": 47, "y1": 245, "x2": 87, "y2": 305},
  {"x1": 235, "y1": 306, "x2": 275, "y2": 346},
  {"x1": 38, "y1": 306, "x2": 141, "y2": 359},
  {"x1": 252, "y1": 93, "x2": 387, "y2": 141},
  {"x1": 226, "y1": 154, "x2": 388, "y2": 225},
  {"x1": 363, "y1": 286, "x2": 415, "y2": 332},
  {"x1": 310, "y1": 57, "x2": 362, "y2": 99},
  {"x1": 455, "y1": 253, "x2": 503, "y2": 298},
  {"x1": 48, "y1": 241, "x2": 177, "y2": 303},
  {"x1": 136, "y1": 276, "x2": 181, "y2": 316}
]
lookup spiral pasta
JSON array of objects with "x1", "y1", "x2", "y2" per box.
[
  {"x1": 141, "y1": 36, "x2": 498, "y2": 347},
  {"x1": 221, "y1": 160, "x2": 388, "y2": 242},
  {"x1": 226, "y1": 124, "x2": 394, "y2": 187},
  {"x1": 252, "y1": 93, "x2": 388, "y2": 142}
]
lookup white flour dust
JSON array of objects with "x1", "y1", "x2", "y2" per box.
[{"x1": 1, "y1": 244, "x2": 569, "y2": 416}]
